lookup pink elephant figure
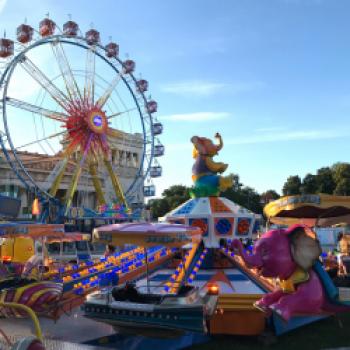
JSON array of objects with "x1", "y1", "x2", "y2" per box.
[{"x1": 232, "y1": 224, "x2": 325, "y2": 321}]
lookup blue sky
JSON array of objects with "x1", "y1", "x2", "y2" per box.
[{"x1": 1, "y1": 0, "x2": 350, "y2": 196}]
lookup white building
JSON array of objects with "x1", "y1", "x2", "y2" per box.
[{"x1": 0, "y1": 129, "x2": 144, "y2": 218}]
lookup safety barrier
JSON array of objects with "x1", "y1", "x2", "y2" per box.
[
  {"x1": 164, "y1": 244, "x2": 199, "y2": 293},
  {"x1": 187, "y1": 249, "x2": 208, "y2": 284}
]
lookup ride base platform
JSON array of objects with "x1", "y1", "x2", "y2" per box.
[{"x1": 0, "y1": 308, "x2": 209, "y2": 350}]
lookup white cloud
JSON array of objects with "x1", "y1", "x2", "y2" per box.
[
  {"x1": 161, "y1": 81, "x2": 227, "y2": 97},
  {"x1": 226, "y1": 129, "x2": 349, "y2": 145},
  {"x1": 161, "y1": 112, "x2": 230, "y2": 122},
  {"x1": 0, "y1": 0, "x2": 7, "y2": 13},
  {"x1": 165, "y1": 128, "x2": 349, "y2": 154},
  {"x1": 161, "y1": 80, "x2": 264, "y2": 97},
  {"x1": 254, "y1": 126, "x2": 288, "y2": 133}
]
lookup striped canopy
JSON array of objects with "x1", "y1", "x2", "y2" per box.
[{"x1": 264, "y1": 194, "x2": 350, "y2": 226}]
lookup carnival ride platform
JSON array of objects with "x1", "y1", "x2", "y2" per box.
[
  {"x1": 135, "y1": 264, "x2": 267, "y2": 336},
  {"x1": 0, "y1": 307, "x2": 209, "y2": 350}
]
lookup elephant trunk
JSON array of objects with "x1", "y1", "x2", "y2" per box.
[
  {"x1": 215, "y1": 134, "x2": 223, "y2": 151},
  {"x1": 231, "y1": 239, "x2": 263, "y2": 268}
]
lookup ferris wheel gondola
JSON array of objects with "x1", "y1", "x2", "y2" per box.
[{"x1": 0, "y1": 16, "x2": 163, "y2": 220}]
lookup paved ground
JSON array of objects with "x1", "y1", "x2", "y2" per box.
[{"x1": 0, "y1": 308, "x2": 115, "y2": 344}]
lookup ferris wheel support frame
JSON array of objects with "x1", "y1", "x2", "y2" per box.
[{"x1": 0, "y1": 34, "x2": 157, "y2": 221}]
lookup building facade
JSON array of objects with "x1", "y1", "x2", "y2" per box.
[{"x1": 0, "y1": 130, "x2": 144, "y2": 218}]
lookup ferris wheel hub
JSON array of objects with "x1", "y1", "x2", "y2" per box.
[{"x1": 86, "y1": 108, "x2": 107, "y2": 134}]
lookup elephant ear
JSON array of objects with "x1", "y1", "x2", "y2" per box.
[
  {"x1": 288, "y1": 227, "x2": 322, "y2": 271},
  {"x1": 191, "y1": 136, "x2": 206, "y2": 155}
]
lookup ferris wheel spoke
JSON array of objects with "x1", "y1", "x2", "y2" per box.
[
  {"x1": 64, "y1": 154, "x2": 85, "y2": 215},
  {"x1": 49, "y1": 156, "x2": 70, "y2": 196},
  {"x1": 103, "y1": 156, "x2": 129, "y2": 210},
  {"x1": 51, "y1": 40, "x2": 83, "y2": 104},
  {"x1": 89, "y1": 161, "x2": 106, "y2": 205},
  {"x1": 95, "y1": 73, "x2": 123, "y2": 109},
  {"x1": 64, "y1": 134, "x2": 94, "y2": 215},
  {"x1": 6, "y1": 97, "x2": 68, "y2": 122},
  {"x1": 106, "y1": 107, "x2": 137, "y2": 120},
  {"x1": 84, "y1": 46, "x2": 96, "y2": 106},
  {"x1": 49, "y1": 137, "x2": 82, "y2": 196},
  {"x1": 15, "y1": 129, "x2": 68, "y2": 150},
  {"x1": 19, "y1": 55, "x2": 70, "y2": 111}
]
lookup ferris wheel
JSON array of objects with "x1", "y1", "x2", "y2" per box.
[{"x1": 0, "y1": 17, "x2": 163, "y2": 218}]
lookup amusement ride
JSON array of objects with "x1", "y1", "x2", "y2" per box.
[
  {"x1": 0, "y1": 16, "x2": 163, "y2": 222},
  {"x1": 1, "y1": 14, "x2": 350, "y2": 350}
]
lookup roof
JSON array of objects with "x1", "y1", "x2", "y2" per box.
[
  {"x1": 165, "y1": 197, "x2": 256, "y2": 218},
  {"x1": 264, "y1": 194, "x2": 350, "y2": 220}
]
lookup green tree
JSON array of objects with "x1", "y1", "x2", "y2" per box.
[
  {"x1": 231, "y1": 173, "x2": 243, "y2": 191},
  {"x1": 302, "y1": 173, "x2": 318, "y2": 194},
  {"x1": 149, "y1": 185, "x2": 190, "y2": 219},
  {"x1": 149, "y1": 198, "x2": 171, "y2": 219},
  {"x1": 282, "y1": 175, "x2": 302, "y2": 196},
  {"x1": 332, "y1": 163, "x2": 350, "y2": 184},
  {"x1": 316, "y1": 167, "x2": 335, "y2": 194},
  {"x1": 334, "y1": 178, "x2": 350, "y2": 195},
  {"x1": 261, "y1": 190, "x2": 280, "y2": 202},
  {"x1": 162, "y1": 185, "x2": 190, "y2": 209},
  {"x1": 331, "y1": 163, "x2": 350, "y2": 195},
  {"x1": 222, "y1": 184, "x2": 262, "y2": 214},
  {"x1": 162, "y1": 185, "x2": 190, "y2": 200},
  {"x1": 240, "y1": 186, "x2": 263, "y2": 213}
]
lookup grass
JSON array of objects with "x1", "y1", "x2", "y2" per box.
[{"x1": 188, "y1": 313, "x2": 350, "y2": 350}]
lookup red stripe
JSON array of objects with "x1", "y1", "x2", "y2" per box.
[
  {"x1": 4, "y1": 289, "x2": 15, "y2": 302},
  {"x1": 18, "y1": 283, "x2": 61, "y2": 304},
  {"x1": 27, "y1": 288, "x2": 61, "y2": 308},
  {"x1": 31, "y1": 291, "x2": 58, "y2": 312}
]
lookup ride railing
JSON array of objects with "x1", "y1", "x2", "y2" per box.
[
  {"x1": 69, "y1": 246, "x2": 171, "y2": 295},
  {"x1": 221, "y1": 247, "x2": 276, "y2": 291},
  {"x1": 111, "y1": 280, "x2": 189, "y2": 303},
  {"x1": 0, "y1": 302, "x2": 43, "y2": 345},
  {"x1": 52, "y1": 246, "x2": 144, "y2": 283},
  {"x1": 187, "y1": 248, "x2": 208, "y2": 284},
  {"x1": 164, "y1": 244, "x2": 199, "y2": 294},
  {"x1": 47, "y1": 245, "x2": 138, "y2": 279}
]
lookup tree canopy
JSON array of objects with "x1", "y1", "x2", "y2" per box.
[
  {"x1": 281, "y1": 162, "x2": 350, "y2": 197},
  {"x1": 149, "y1": 185, "x2": 190, "y2": 219},
  {"x1": 148, "y1": 162, "x2": 350, "y2": 220},
  {"x1": 149, "y1": 174, "x2": 263, "y2": 219},
  {"x1": 282, "y1": 175, "x2": 302, "y2": 196}
]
